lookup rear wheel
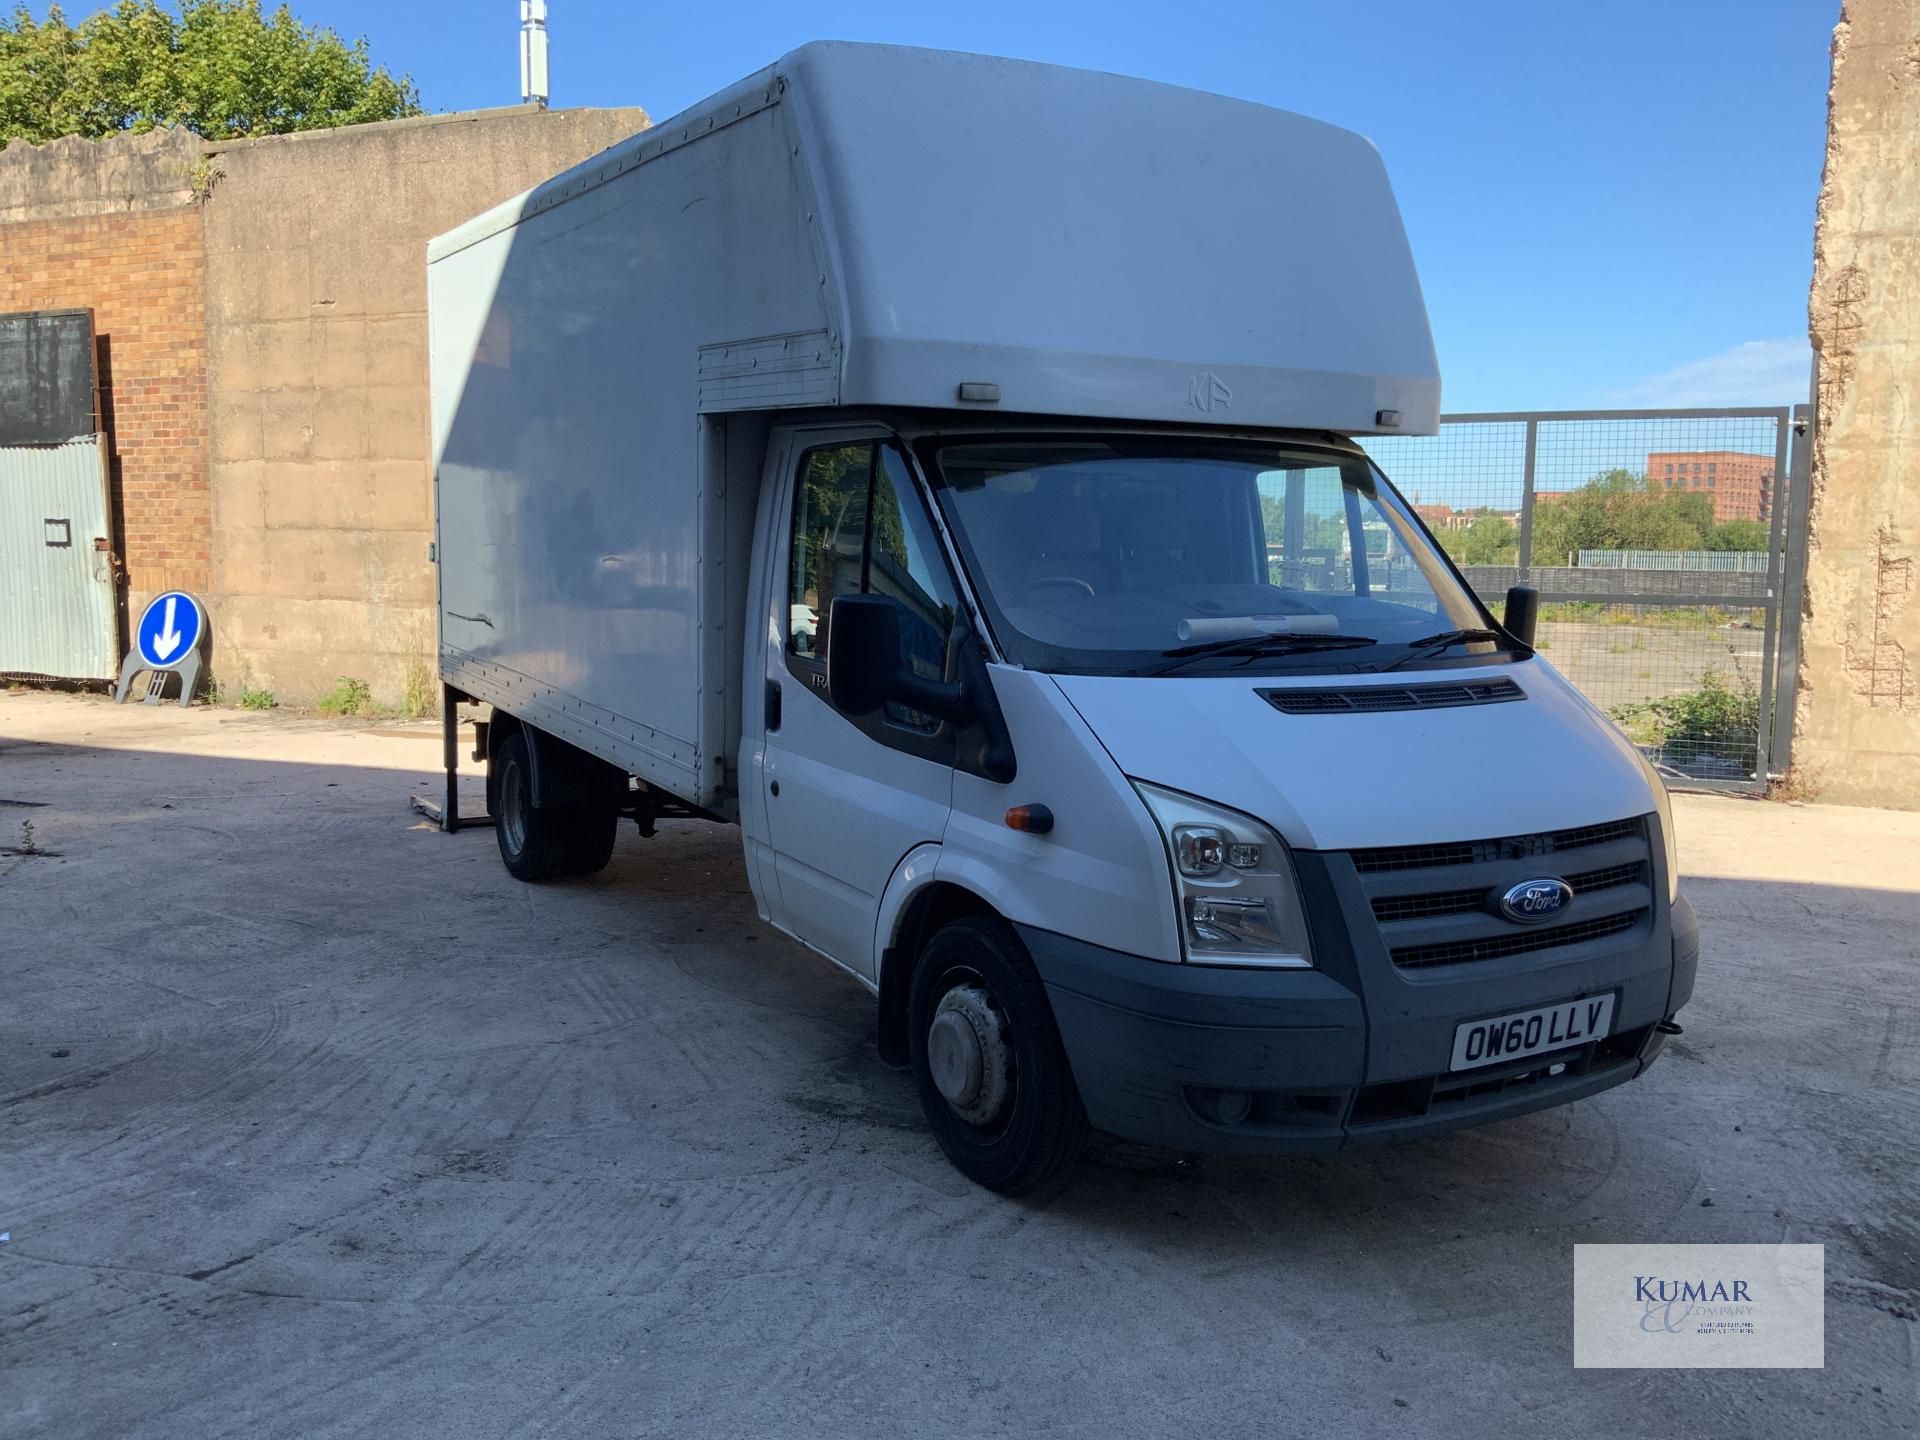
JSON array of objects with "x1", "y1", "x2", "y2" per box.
[
  {"x1": 908, "y1": 916, "x2": 1087, "y2": 1195},
  {"x1": 560, "y1": 807, "x2": 620, "y2": 876},
  {"x1": 490, "y1": 732, "x2": 572, "y2": 882}
]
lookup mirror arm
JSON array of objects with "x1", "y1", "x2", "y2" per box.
[{"x1": 892, "y1": 671, "x2": 970, "y2": 721}]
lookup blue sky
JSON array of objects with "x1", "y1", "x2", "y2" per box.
[{"x1": 48, "y1": 0, "x2": 1839, "y2": 411}]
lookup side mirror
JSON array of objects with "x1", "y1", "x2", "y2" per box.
[
  {"x1": 826, "y1": 594, "x2": 972, "y2": 721},
  {"x1": 827, "y1": 594, "x2": 901, "y2": 716},
  {"x1": 1503, "y1": 584, "x2": 1539, "y2": 648}
]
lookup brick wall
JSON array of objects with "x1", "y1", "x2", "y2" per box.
[
  {"x1": 2, "y1": 115, "x2": 646, "y2": 703},
  {"x1": 0, "y1": 204, "x2": 209, "y2": 609}
]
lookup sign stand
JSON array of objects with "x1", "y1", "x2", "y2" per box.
[{"x1": 114, "y1": 591, "x2": 206, "y2": 708}]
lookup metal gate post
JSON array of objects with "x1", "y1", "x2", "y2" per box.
[
  {"x1": 1749, "y1": 409, "x2": 1794, "y2": 786},
  {"x1": 1768, "y1": 401, "x2": 1816, "y2": 780},
  {"x1": 1516, "y1": 418, "x2": 1539, "y2": 580}
]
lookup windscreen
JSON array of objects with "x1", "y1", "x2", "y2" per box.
[{"x1": 925, "y1": 438, "x2": 1505, "y2": 677}]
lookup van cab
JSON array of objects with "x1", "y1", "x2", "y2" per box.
[{"x1": 735, "y1": 415, "x2": 1695, "y2": 1188}]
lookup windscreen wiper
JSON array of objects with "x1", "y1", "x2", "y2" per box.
[
  {"x1": 1149, "y1": 632, "x2": 1378, "y2": 676},
  {"x1": 1374, "y1": 627, "x2": 1516, "y2": 672}
]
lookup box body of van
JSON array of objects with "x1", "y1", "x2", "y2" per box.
[{"x1": 428, "y1": 43, "x2": 1697, "y2": 1191}]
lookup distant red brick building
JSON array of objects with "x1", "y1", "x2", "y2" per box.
[
  {"x1": 1412, "y1": 502, "x2": 1468, "y2": 531},
  {"x1": 1645, "y1": 450, "x2": 1775, "y2": 523}
]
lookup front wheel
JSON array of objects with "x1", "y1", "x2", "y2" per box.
[{"x1": 908, "y1": 916, "x2": 1087, "y2": 1195}]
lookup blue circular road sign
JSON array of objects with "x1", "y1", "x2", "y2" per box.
[{"x1": 134, "y1": 590, "x2": 205, "y2": 670}]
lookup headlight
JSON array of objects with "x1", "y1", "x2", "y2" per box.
[
  {"x1": 1633, "y1": 750, "x2": 1681, "y2": 902},
  {"x1": 1132, "y1": 781, "x2": 1314, "y2": 968}
]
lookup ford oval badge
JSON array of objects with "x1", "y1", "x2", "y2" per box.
[{"x1": 1497, "y1": 878, "x2": 1573, "y2": 924}]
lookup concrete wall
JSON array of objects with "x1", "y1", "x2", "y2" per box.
[
  {"x1": 0, "y1": 126, "x2": 200, "y2": 223},
  {"x1": 201, "y1": 105, "x2": 647, "y2": 705},
  {"x1": 0, "y1": 129, "x2": 209, "y2": 613},
  {"x1": 1799, "y1": 0, "x2": 1920, "y2": 806}
]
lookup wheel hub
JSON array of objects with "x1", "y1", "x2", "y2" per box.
[
  {"x1": 500, "y1": 760, "x2": 527, "y2": 853},
  {"x1": 927, "y1": 984, "x2": 1010, "y2": 1126}
]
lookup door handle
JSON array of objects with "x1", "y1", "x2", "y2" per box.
[{"x1": 765, "y1": 679, "x2": 782, "y2": 732}]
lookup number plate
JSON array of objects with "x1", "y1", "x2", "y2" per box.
[{"x1": 1450, "y1": 994, "x2": 1616, "y2": 1072}]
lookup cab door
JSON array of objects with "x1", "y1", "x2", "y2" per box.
[{"x1": 753, "y1": 427, "x2": 962, "y2": 981}]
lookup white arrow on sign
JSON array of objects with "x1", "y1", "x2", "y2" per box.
[{"x1": 152, "y1": 596, "x2": 183, "y2": 661}]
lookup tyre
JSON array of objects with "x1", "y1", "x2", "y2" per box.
[
  {"x1": 561, "y1": 807, "x2": 620, "y2": 876},
  {"x1": 489, "y1": 732, "x2": 572, "y2": 882},
  {"x1": 908, "y1": 916, "x2": 1088, "y2": 1195}
]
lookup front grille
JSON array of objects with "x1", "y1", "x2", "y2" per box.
[
  {"x1": 1259, "y1": 676, "x2": 1523, "y2": 716},
  {"x1": 1565, "y1": 860, "x2": 1644, "y2": 894},
  {"x1": 1370, "y1": 859, "x2": 1648, "y2": 923},
  {"x1": 1390, "y1": 909, "x2": 1647, "y2": 970},
  {"x1": 1351, "y1": 817, "x2": 1644, "y2": 874}
]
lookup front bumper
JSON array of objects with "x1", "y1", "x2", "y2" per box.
[{"x1": 1020, "y1": 888, "x2": 1698, "y2": 1156}]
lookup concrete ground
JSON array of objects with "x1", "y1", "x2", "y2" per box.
[{"x1": 1, "y1": 689, "x2": 1915, "y2": 1438}]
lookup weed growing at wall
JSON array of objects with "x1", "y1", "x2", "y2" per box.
[
  {"x1": 400, "y1": 663, "x2": 434, "y2": 721},
  {"x1": 317, "y1": 676, "x2": 373, "y2": 717}
]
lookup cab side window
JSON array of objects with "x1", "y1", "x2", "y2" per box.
[
  {"x1": 786, "y1": 441, "x2": 958, "y2": 734},
  {"x1": 870, "y1": 446, "x2": 959, "y2": 731},
  {"x1": 788, "y1": 445, "x2": 872, "y2": 662}
]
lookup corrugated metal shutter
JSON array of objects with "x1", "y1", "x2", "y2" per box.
[{"x1": 0, "y1": 435, "x2": 119, "y2": 680}]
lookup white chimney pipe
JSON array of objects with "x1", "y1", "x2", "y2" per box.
[{"x1": 520, "y1": 0, "x2": 550, "y2": 108}]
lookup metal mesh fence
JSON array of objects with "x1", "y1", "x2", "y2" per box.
[
  {"x1": 1365, "y1": 421, "x2": 1528, "y2": 584},
  {"x1": 1362, "y1": 409, "x2": 1797, "y2": 791}
]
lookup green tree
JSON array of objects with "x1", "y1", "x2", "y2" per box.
[
  {"x1": 1530, "y1": 469, "x2": 1716, "y2": 562},
  {"x1": 1661, "y1": 488, "x2": 1716, "y2": 540},
  {"x1": 1706, "y1": 518, "x2": 1769, "y2": 552},
  {"x1": 1438, "y1": 511, "x2": 1518, "y2": 566},
  {"x1": 1258, "y1": 493, "x2": 1347, "y2": 553},
  {"x1": 0, "y1": 1, "x2": 421, "y2": 143}
]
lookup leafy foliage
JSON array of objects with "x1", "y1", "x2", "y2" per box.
[
  {"x1": 1532, "y1": 470, "x2": 1702, "y2": 561},
  {"x1": 1610, "y1": 668, "x2": 1760, "y2": 774},
  {"x1": 1704, "y1": 517, "x2": 1769, "y2": 552},
  {"x1": 1257, "y1": 493, "x2": 1349, "y2": 555},
  {"x1": 1529, "y1": 469, "x2": 1768, "y2": 562},
  {"x1": 399, "y1": 662, "x2": 433, "y2": 721},
  {"x1": 1437, "y1": 512, "x2": 1519, "y2": 566},
  {"x1": 0, "y1": 1, "x2": 421, "y2": 143},
  {"x1": 316, "y1": 674, "x2": 372, "y2": 716}
]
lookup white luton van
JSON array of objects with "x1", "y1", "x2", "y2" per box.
[{"x1": 427, "y1": 42, "x2": 1697, "y2": 1193}]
